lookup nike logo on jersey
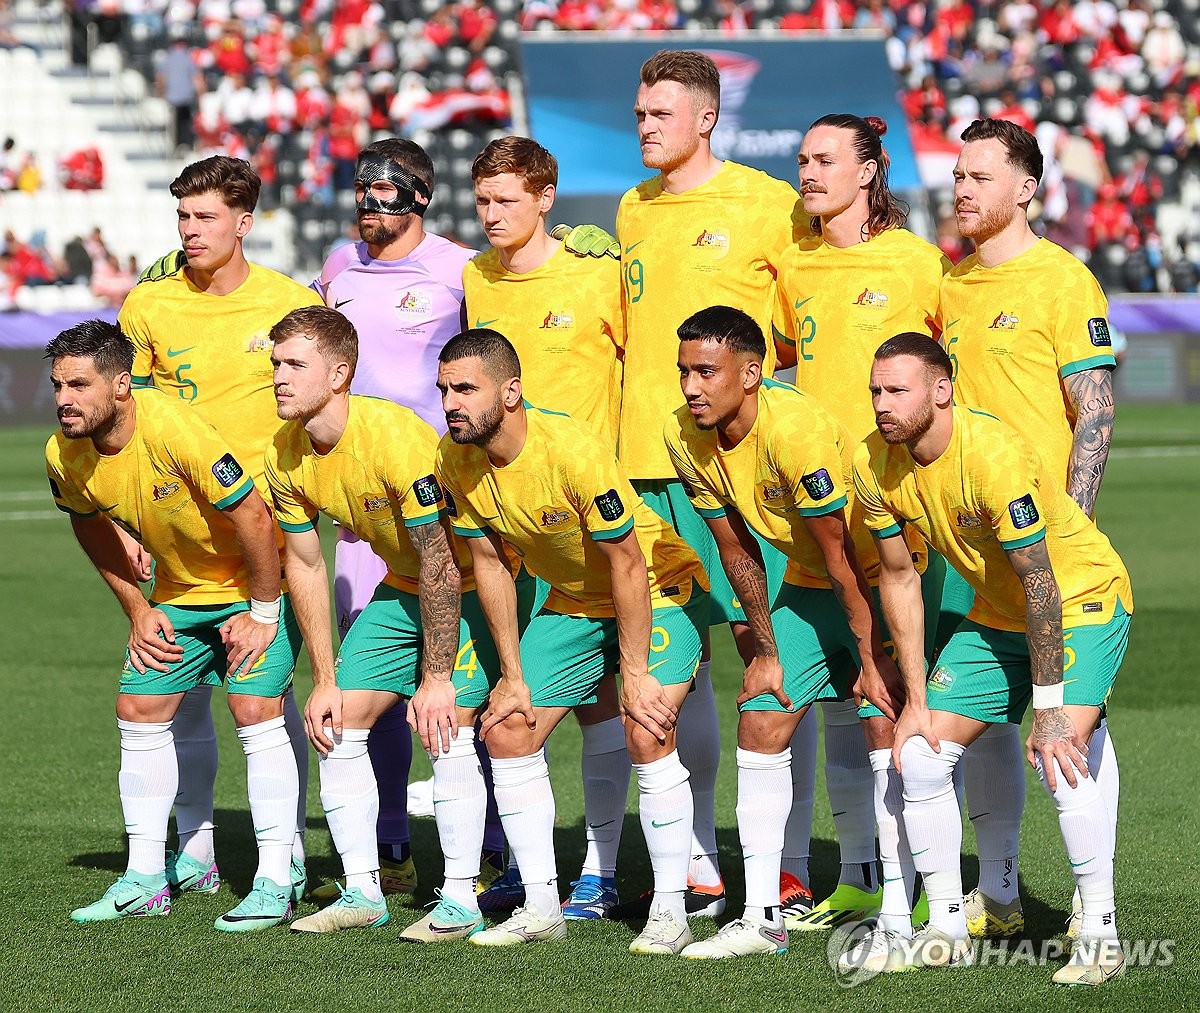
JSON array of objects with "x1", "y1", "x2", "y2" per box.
[
  {"x1": 166, "y1": 346, "x2": 195, "y2": 357},
  {"x1": 475, "y1": 318, "x2": 499, "y2": 328},
  {"x1": 334, "y1": 298, "x2": 354, "y2": 309},
  {"x1": 623, "y1": 241, "x2": 643, "y2": 255},
  {"x1": 794, "y1": 296, "x2": 814, "y2": 311}
]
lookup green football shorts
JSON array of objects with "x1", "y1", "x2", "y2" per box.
[{"x1": 119, "y1": 595, "x2": 302, "y2": 698}]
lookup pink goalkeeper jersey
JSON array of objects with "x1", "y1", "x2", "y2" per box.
[{"x1": 313, "y1": 233, "x2": 478, "y2": 433}]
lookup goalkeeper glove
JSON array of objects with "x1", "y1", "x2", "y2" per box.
[
  {"x1": 552, "y1": 223, "x2": 619, "y2": 260},
  {"x1": 138, "y1": 249, "x2": 187, "y2": 283}
]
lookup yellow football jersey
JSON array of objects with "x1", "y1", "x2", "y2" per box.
[
  {"x1": 616, "y1": 161, "x2": 803, "y2": 479},
  {"x1": 772, "y1": 228, "x2": 952, "y2": 443},
  {"x1": 463, "y1": 244, "x2": 624, "y2": 450},
  {"x1": 46, "y1": 388, "x2": 259, "y2": 606},
  {"x1": 436, "y1": 404, "x2": 706, "y2": 618},
  {"x1": 119, "y1": 263, "x2": 323, "y2": 492},
  {"x1": 664, "y1": 377, "x2": 880, "y2": 589},
  {"x1": 853, "y1": 406, "x2": 1132, "y2": 633},
  {"x1": 940, "y1": 239, "x2": 1115, "y2": 488},
  {"x1": 266, "y1": 395, "x2": 473, "y2": 596}
]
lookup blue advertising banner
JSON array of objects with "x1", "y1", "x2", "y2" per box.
[{"x1": 521, "y1": 34, "x2": 919, "y2": 198}]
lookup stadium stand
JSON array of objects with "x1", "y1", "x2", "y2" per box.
[{"x1": 2, "y1": 0, "x2": 1200, "y2": 298}]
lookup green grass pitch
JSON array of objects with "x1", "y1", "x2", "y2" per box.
[{"x1": 0, "y1": 405, "x2": 1195, "y2": 1011}]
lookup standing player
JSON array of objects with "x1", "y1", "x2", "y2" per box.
[
  {"x1": 263, "y1": 307, "x2": 505, "y2": 941},
  {"x1": 856, "y1": 334, "x2": 1130, "y2": 985},
  {"x1": 770, "y1": 112, "x2": 957, "y2": 931},
  {"x1": 661, "y1": 307, "x2": 908, "y2": 959},
  {"x1": 464, "y1": 135, "x2": 629, "y2": 917},
  {"x1": 435, "y1": 329, "x2": 709, "y2": 955},
  {"x1": 120, "y1": 155, "x2": 321, "y2": 903},
  {"x1": 615, "y1": 49, "x2": 802, "y2": 912},
  {"x1": 48, "y1": 321, "x2": 302, "y2": 932},
  {"x1": 941, "y1": 117, "x2": 1119, "y2": 939}
]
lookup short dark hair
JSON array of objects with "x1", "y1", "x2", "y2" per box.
[
  {"x1": 360, "y1": 137, "x2": 435, "y2": 191},
  {"x1": 270, "y1": 305, "x2": 359, "y2": 382},
  {"x1": 874, "y1": 332, "x2": 952, "y2": 380},
  {"x1": 44, "y1": 319, "x2": 135, "y2": 377},
  {"x1": 170, "y1": 155, "x2": 261, "y2": 212},
  {"x1": 678, "y1": 306, "x2": 766, "y2": 359},
  {"x1": 439, "y1": 328, "x2": 522, "y2": 381},
  {"x1": 640, "y1": 50, "x2": 721, "y2": 119},
  {"x1": 960, "y1": 117, "x2": 1043, "y2": 183},
  {"x1": 471, "y1": 135, "x2": 558, "y2": 194}
]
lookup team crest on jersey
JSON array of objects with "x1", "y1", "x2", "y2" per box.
[
  {"x1": 852, "y1": 288, "x2": 889, "y2": 308},
  {"x1": 152, "y1": 480, "x2": 181, "y2": 502},
  {"x1": 395, "y1": 290, "x2": 432, "y2": 316},
  {"x1": 928, "y1": 667, "x2": 954, "y2": 693},
  {"x1": 989, "y1": 311, "x2": 1019, "y2": 330},
  {"x1": 693, "y1": 229, "x2": 729, "y2": 248},
  {"x1": 1087, "y1": 318, "x2": 1112, "y2": 347},
  {"x1": 955, "y1": 511, "x2": 982, "y2": 530},
  {"x1": 594, "y1": 489, "x2": 625, "y2": 522},
  {"x1": 363, "y1": 494, "x2": 389, "y2": 513},
  {"x1": 539, "y1": 311, "x2": 574, "y2": 330},
  {"x1": 1008, "y1": 493, "x2": 1040, "y2": 529},
  {"x1": 539, "y1": 507, "x2": 573, "y2": 530},
  {"x1": 413, "y1": 475, "x2": 442, "y2": 508},
  {"x1": 212, "y1": 453, "x2": 244, "y2": 488},
  {"x1": 762, "y1": 483, "x2": 790, "y2": 502},
  {"x1": 245, "y1": 331, "x2": 271, "y2": 353},
  {"x1": 801, "y1": 469, "x2": 834, "y2": 500}
]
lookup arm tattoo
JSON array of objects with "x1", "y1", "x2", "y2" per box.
[
  {"x1": 408, "y1": 521, "x2": 462, "y2": 677},
  {"x1": 726, "y1": 552, "x2": 777, "y2": 658},
  {"x1": 1064, "y1": 368, "x2": 1115, "y2": 516},
  {"x1": 1007, "y1": 540, "x2": 1063, "y2": 687}
]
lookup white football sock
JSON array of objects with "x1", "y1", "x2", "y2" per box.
[
  {"x1": 431, "y1": 727, "x2": 486, "y2": 911},
  {"x1": 736, "y1": 747, "x2": 790, "y2": 928},
  {"x1": 782, "y1": 707, "x2": 817, "y2": 886},
  {"x1": 636, "y1": 751, "x2": 693, "y2": 921},
  {"x1": 1035, "y1": 754, "x2": 1117, "y2": 942},
  {"x1": 118, "y1": 719, "x2": 177, "y2": 878},
  {"x1": 870, "y1": 748, "x2": 914, "y2": 937},
  {"x1": 237, "y1": 715, "x2": 299, "y2": 887},
  {"x1": 822, "y1": 699, "x2": 878, "y2": 888},
  {"x1": 1074, "y1": 718, "x2": 1120, "y2": 914},
  {"x1": 964, "y1": 722, "x2": 1024, "y2": 905},
  {"x1": 900, "y1": 736, "x2": 968, "y2": 938},
  {"x1": 677, "y1": 660, "x2": 721, "y2": 885},
  {"x1": 170, "y1": 685, "x2": 217, "y2": 865},
  {"x1": 318, "y1": 728, "x2": 382, "y2": 902},
  {"x1": 282, "y1": 685, "x2": 309, "y2": 863},
  {"x1": 579, "y1": 716, "x2": 630, "y2": 878},
  {"x1": 491, "y1": 752, "x2": 558, "y2": 914}
]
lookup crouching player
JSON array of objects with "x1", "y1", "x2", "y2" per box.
[
  {"x1": 265, "y1": 307, "x2": 509, "y2": 941},
  {"x1": 435, "y1": 329, "x2": 709, "y2": 954},
  {"x1": 856, "y1": 334, "x2": 1131, "y2": 985},
  {"x1": 663, "y1": 307, "x2": 919, "y2": 959},
  {"x1": 48, "y1": 320, "x2": 302, "y2": 932}
]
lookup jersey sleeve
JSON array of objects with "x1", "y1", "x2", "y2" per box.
[
  {"x1": 923, "y1": 252, "x2": 955, "y2": 338},
  {"x1": 44, "y1": 440, "x2": 97, "y2": 517},
  {"x1": 602, "y1": 258, "x2": 626, "y2": 352},
  {"x1": 388, "y1": 424, "x2": 444, "y2": 529},
  {"x1": 1053, "y1": 269, "x2": 1116, "y2": 378},
  {"x1": 770, "y1": 270, "x2": 798, "y2": 352},
  {"x1": 435, "y1": 449, "x2": 490, "y2": 539},
  {"x1": 164, "y1": 410, "x2": 255, "y2": 511},
  {"x1": 979, "y1": 441, "x2": 1048, "y2": 550},
  {"x1": 569, "y1": 444, "x2": 637, "y2": 542},
  {"x1": 763, "y1": 185, "x2": 804, "y2": 272},
  {"x1": 663, "y1": 419, "x2": 727, "y2": 519},
  {"x1": 265, "y1": 436, "x2": 317, "y2": 533},
  {"x1": 852, "y1": 442, "x2": 903, "y2": 539},
  {"x1": 117, "y1": 299, "x2": 154, "y2": 386},
  {"x1": 773, "y1": 411, "x2": 848, "y2": 517}
]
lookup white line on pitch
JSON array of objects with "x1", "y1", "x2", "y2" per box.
[
  {"x1": 0, "y1": 510, "x2": 59, "y2": 521},
  {"x1": 1112, "y1": 445, "x2": 1200, "y2": 458}
]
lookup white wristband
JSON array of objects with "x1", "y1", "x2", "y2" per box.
[
  {"x1": 249, "y1": 596, "x2": 281, "y2": 625},
  {"x1": 1031, "y1": 683, "x2": 1064, "y2": 710}
]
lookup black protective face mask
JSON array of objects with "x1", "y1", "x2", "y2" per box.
[{"x1": 354, "y1": 154, "x2": 431, "y2": 217}]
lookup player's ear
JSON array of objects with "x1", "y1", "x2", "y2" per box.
[
  {"x1": 1016, "y1": 174, "x2": 1038, "y2": 206},
  {"x1": 235, "y1": 211, "x2": 253, "y2": 238},
  {"x1": 114, "y1": 370, "x2": 132, "y2": 400},
  {"x1": 502, "y1": 376, "x2": 523, "y2": 409},
  {"x1": 742, "y1": 357, "x2": 762, "y2": 391},
  {"x1": 332, "y1": 359, "x2": 352, "y2": 392},
  {"x1": 539, "y1": 184, "x2": 555, "y2": 214},
  {"x1": 860, "y1": 158, "x2": 879, "y2": 188},
  {"x1": 934, "y1": 374, "x2": 954, "y2": 408}
]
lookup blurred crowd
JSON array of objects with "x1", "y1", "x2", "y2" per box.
[
  {"x1": 0, "y1": 226, "x2": 137, "y2": 309},
  {"x1": 45, "y1": 0, "x2": 1200, "y2": 292}
]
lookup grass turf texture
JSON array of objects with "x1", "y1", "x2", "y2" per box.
[{"x1": 0, "y1": 405, "x2": 1195, "y2": 1011}]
